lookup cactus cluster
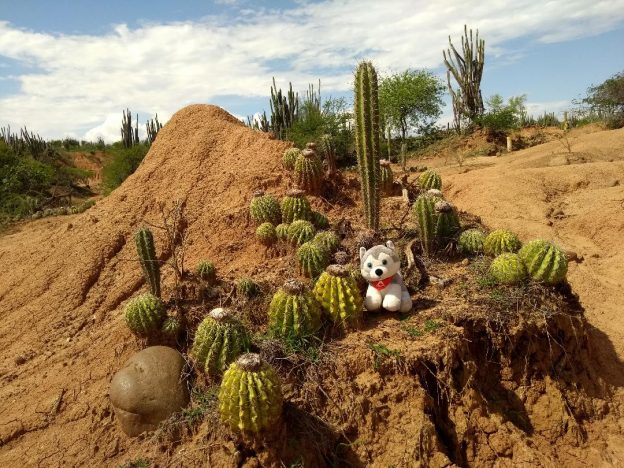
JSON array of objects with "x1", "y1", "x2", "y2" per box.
[
  {"x1": 458, "y1": 229, "x2": 485, "y2": 255},
  {"x1": 489, "y1": 253, "x2": 527, "y2": 285},
  {"x1": 190, "y1": 308, "x2": 251, "y2": 378},
  {"x1": 287, "y1": 220, "x2": 316, "y2": 246},
  {"x1": 282, "y1": 148, "x2": 301, "y2": 170},
  {"x1": 418, "y1": 170, "x2": 442, "y2": 190},
  {"x1": 296, "y1": 242, "x2": 329, "y2": 278},
  {"x1": 268, "y1": 280, "x2": 322, "y2": 338},
  {"x1": 219, "y1": 353, "x2": 283, "y2": 433},
  {"x1": 196, "y1": 260, "x2": 216, "y2": 283},
  {"x1": 281, "y1": 189, "x2": 312, "y2": 223},
  {"x1": 379, "y1": 159, "x2": 394, "y2": 195},
  {"x1": 249, "y1": 191, "x2": 282, "y2": 225},
  {"x1": 314, "y1": 265, "x2": 363, "y2": 331},
  {"x1": 135, "y1": 228, "x2": 161, "y2": 297},
  {"x1": 519, "y1": 240, "x2": 568, "y2": 284},
  {"x1": 312, "y1": 231, "x2": 340, "y2": 253},
  {"x1": 256, "y1": 222, "x2": 277, "y2": 247},
  {"x1": 294, "y1": 149, "x2": 323, "y2": 193},
  {"x1": 484, "y1": 229, "x2": 522, "y2": 256},
  {"x1": 354, "y1": 61, "x2": 381, "y2": 231},
  {"x1": 124, "y1": 293, "x2": 166, "y2": 338}
]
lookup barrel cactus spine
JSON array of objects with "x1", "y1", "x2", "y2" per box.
[
  {"x1": 281, "y1": 189, "x2": 312, "y2": 223},
  {"x1": 190, "y1": 308, "x2": 251, "y2": 378},
  {"x1": 484, "y1": 229, "x2": 522, "y2": 256},
  {"x1": 287, "y1": 220, "x2": 316, "y2": 246},
  {"x1": 283, "y1": 148, "x2": 302, "y2": 170},
  {"x1": 135, "y1": 228, "x2": 161, "y2": 297},
  {"x1": 249, "y1": 190, "x2": 282, "y2": 225},
  {"x1": 314, "y1": 265, "x2": 363, "y2": 330},
  {"x1": 458, "y1": 229, "x2": 486, "y2": 255},
  {"x1": 354, "y1": 61, "x2": 381, "y2": 231},
  {"x1": 518, "y1": 239, "x2": 568, "y2": 284},
  {"x1": 489, "y1": 253, "x2": 528, "y2": 285},
  {"x1": 219, "y1": 353, "x2": 283, "y2": 433},
  {"x1": 268, "y1": 279, "x2": 322, "y2": 338},
  {"x1": 124, "y1": 292, "x2": 166, "y2": 338},
  {"x1": 312, "y1": 230, "x2": 341, "y2": 253},
  {"x1": 294, "y1": 149, "x2": 323, "y2": 193},
  {"x1": 418, "y1": 170, "x2": 442, "y2": 190},
  {"x1": 296, "y1": 242, "x2": 329, "y2": 278},
  {"x1": 379, "y1": 159, "x2": 394, "y2": 195},
  {"x1": 256, "y1": 222, "x2": 277, "y2": 247}
]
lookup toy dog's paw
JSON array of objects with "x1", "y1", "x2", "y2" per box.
[
  {"x1": 365, "y1": 295, "x2": 382, "y2": 311},
  {"x1": 382, "y1": 295, "x2": 401, "y2": 311}
]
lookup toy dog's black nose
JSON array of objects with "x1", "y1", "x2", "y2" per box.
[{"x1": 375, "y1": 268, "x2": 383, "y2": 277}]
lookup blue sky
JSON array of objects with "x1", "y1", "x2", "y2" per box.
[{"x1": 0, "y1": 0, "x2": 623, "y2": 141}]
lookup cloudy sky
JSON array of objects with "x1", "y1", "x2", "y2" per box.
[{"x1": 1, "y1": 0, "x2": 623, "y2": 142}]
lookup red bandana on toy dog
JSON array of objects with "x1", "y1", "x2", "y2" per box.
[{"x1": 370, "y1": 275, "x2": 394, "y2": 291}]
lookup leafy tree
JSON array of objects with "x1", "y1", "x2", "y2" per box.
[
  {"x1": 583, "y1": 71, "x2": 624, "y2": 114},
  {"x1": 475, "y1": 94, "x2": 526, "y2": 132},
  {"x1": 379, "y1": 69, "x2": 445, "y2": 145}
]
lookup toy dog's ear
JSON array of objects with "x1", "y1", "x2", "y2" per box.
[
  {"x1": 386, "y1": 240, "x2": 395, "y2": 250},
  {"x1": 359, "y1": 247, "x2": 366, "y2": 262}
]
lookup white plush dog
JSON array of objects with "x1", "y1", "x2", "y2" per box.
[{"x1": 360, "y1": 241, "x2": 412, "y2": 313}]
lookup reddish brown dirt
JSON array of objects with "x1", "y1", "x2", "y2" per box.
[{"x1": 0, "y1": 105, "x2": 622, "y2": 467}]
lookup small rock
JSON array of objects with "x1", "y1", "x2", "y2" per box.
[
  {"x1": 461, "y1": 258, "x2": 470, "y2": 266},
  {"x1": 14, "y1": 355, "x2": 28, "y2": 366}
]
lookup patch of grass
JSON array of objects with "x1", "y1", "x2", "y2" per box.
[
  {"x1": 368, "y1": 343, "x2": 402, "y2": 370},
  {"x1": 280, "y1": 333, "x2": 322, "y2": 363},
  {"x1": 179, "y1": 386, "x2": 219, "y2": 427},
  {"x1": 404, "y1": 326, "x2": 424, "y2": 337},
  {"x1": 403, "y1": 319, "x2": 443, "y2": 338},
  {"x1": 424, "y1": 319, "x2": 442, "y2": 333},
  {"x1": 119, "y1": 458, "x2": 150, "y2": 468}
]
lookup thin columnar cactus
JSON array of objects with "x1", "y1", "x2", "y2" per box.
[
  {"x1": 458, "y1": 229, "x2": 486, "y2": 255},
  {"x1": 354, "y1": 61, "x2": 381, "y2": 231},
  {"x1": 135, "y1": 228, "x2": 161, "y2": 297},
  {"x1": 489, "y1": 253, "x2": 527, "y2": 285},
  {"x1": 275, "y1": 223, "x2": 290, "y2": 241},
  {"x1": 294, "y1": 149, "x2": 323, "y2": 193},
  {"x1": 287, "y1": 220, "x2": 316, "y2": 246},
  {"x1": 379, "y1": 159, "x2": 394, "y2": 195},
  {"x1": 249, "y1": 191, "x2": 282, "y2": 225},
  {"x1": 312, "y1": 231, "x2": 341, "y2": 253},
  {"x1": 256, "y1": 222, "x2": 277, "y2": 247},
  {"x1": 196, "y1": 260, "x2": 216, "y2": 283},
  {"x1": 296, "y1": 242, "x2": 329, "y2": 278},
  {"x1": 281, "y1": 189, "x2": 312, "y2": 223},
  {"x1": 190, "y1": 308, "x2": 251, "y2": 378},
  {"x1": 412, "y1": 194, "x2": 438, "y2": 255},
  {"x1": 268, "y1": 279, "x2": 322, "y2": 338},
  {"x1": 311, "y1": 211, "x2": 330, "y2": 229},
  {"x1": 124, "y1": 293, "x2": 166, "y2": 338},
  {"x1": 314, "y1": 265, "x2": 363, "y2": 330},
  {"x1": 484, "y1": 229, "x2": 522, "y2": 256},
  {"x1": 219, "y1": 353, "x2": 283, "y2": 433},
  {"x1": 283, "y1": 148, "x2": 302, "y2": 170},
  {"x1": 418, "y1": 170, "x2": 442, "y2": 190},
  {"x1": 518, "y1": 239, "x2": 568, "y2": 284},
  {"x1": 434, "y1": 200, "x2": 461, "y2": 242}
]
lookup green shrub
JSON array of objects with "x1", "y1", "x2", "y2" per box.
[
  {"x1": 102, "y1": 144, "x2": 149, "y2": 193},
  {"x1": 476, "y1": 94, "x2": 526, "y2": 132}
]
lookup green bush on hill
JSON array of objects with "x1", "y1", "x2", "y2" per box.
[{"x1": 102, "y1": 144, "x2": 149, "y2": 194}]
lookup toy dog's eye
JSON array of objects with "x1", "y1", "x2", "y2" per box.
[
  {"x1": 382, "y1": 260, "x2": 387, "y2": 265},
  {"x1": 367, "y1": 262, "x2": 372, "y2": 268}
]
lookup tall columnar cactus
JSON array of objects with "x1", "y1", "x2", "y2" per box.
[
  {"x1": 219, "y1": 353, "x2": 283, "y2": 433},
  {"x1": 249, "y1": 191, "x2": 282, "y2": 225},
  {"x1": 458, "y1": 229, "x2": 486, "y2": 255},
  {"x1": 311, "y1": 211, "x2": 330, "y2": 229},
  {"x1": 294, "y1": 149, "x2": 323, "y2": 193},
  {"x1": 354, "y1": 61, "x2": 381, "y2": 231},
  {"x1": 135, "y1": 228, "x2": 161, "y2": 297},
  {"x1": 190, "y1": 308, "x2": 251, "y2": 378},
  {"x1": 287, "y1": 220, "x2": 316, "y2": 246},
  {"x1": 314, "y1": 265, "x2": 363, "y2": 330},
  {"x1": 518, "y1": 239, "x2": 568, "y2": 284},
  {"x1": 489, "y1": 253, "x2": 527, "y2": 285},
  {"x1": 296, "y1": 242, "x2": 329, "y2": 278},
  {"x1": 275, "y1": 223, "x2": 290, "y2": 241},
  {"x1": 412, "y1": 194, "x2": 438, "y2": 255},
  {"x1": 484, "y1": 229, "x2": 522, "y2": 257},
  {"x1": 256, "y1": 222, "x2": 278, "y2": 247},
  {"x1": 196, "y1": 260, "x2": 216, "y2": 283},
  {"x1": 418, "y1": 170, "x2": 442, "y2": 190},
  {"x1": 312, "y1": 231, "x2": 340, "y2": 254},
  {"x1": 281, "y1": 189, "x2": 312, "y2": 223},
  {"x1": 434, "y1": 200, "x2": 461, "y2": 242},
  {"x1": 379, "y1": 159, "x2": 394, "y2": 195},
  {"x1": 124, "y1": 293, "x2": 166, "y2": 338},
  {"x1": 282, "y1": 148, "x2": 302, "y2": 170},
  {"x1": 268, "y1": 279, "x2": 322, "y2": 338}
]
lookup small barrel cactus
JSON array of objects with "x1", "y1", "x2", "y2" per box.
[
  {"x1": 434, "y1": 200, "x2": 460, "y2": 242},
  {"x1": 249, "y1": 191, "x2": 282, "y2": 225},
  {"x1": 219, "y1": 353, "x2": 283, "y2": 433},
  {"x1": 281, "y1": 189, "x2": 312, "y2": 223},
  {"x1": 268, "y1": 279, "x2": 322, "y2": 338},
  {"x1": 196, "y1": 260, "x2": 216, "y2": 282},
  {"x1": 379, "y1": 159, "x2": 394, "y2": 195},
  {"x1": 283, "y1": 148, "x2": 302, "y2": 170},
  {"x1": 311, "y1": 211, "x2": 330, "y2": 229},
  {"x1": 160, "y1": 316, "x2": 181, "y2": 340},
  {"x1": 294, "y1": 149, "x2": 323, "y2": 193},
  {"x1": 124, "y1": 293, "x2": 166, "y2": 338},
  {"x1": 518, "y1": 239, "x2": 568, "y2": 284},
  {"x1": 135, "y1": 228, "x2": 161, "y2": 297},
  {"x1": 418, "y1": 170, "x2": 442, "y2": 190},
  {"x1": 458, "y1": 229, "x2": 486, "y2": 255},
  {"x1": 237, "y1": 278, "x2": 260, "y2": 299},
  {"x1": 484, "y1": 229, "x2": 522, "y2": 256},
  {"x1": 314, "y1": 265, "x2": 363, "y2": 330},
  {"x1": 190, "y1": 308, "x2": 251, "y2": 378},
  {"x1": 256, "y1": 222, "x2": 277, "y2": 247},
  {"x1": 489, "y1": 253, "x2": 528, "y2": 285},
  {"x1": 275, "y1": 223, "x2": 290, "y2": 241},
  {"x1": 412, "y1": 193, "x2": 438, "y2": 255},
  {"x1": 312, "y1": 231, "x2": 340, "y2": 253},
  {"x1": 297, "y1": 242, "x2": 329, "y2": 278},
  {"x1": 287, "y1": 220, "x2": 316, "y2": 246}
]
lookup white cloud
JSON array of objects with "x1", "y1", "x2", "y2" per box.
[{"x1": 0, "y1": 0, "x2": 623, "y2": 141}]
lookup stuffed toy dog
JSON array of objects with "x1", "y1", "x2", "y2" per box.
[{"x1": 360, "y1": 241, "x2": 412, "y2": 313}]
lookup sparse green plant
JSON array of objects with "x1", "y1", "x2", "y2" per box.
[
  {"x1": 368, "y1": 343, "x2": 401, "y2": 370},
  {"x1": 119, "y1": 457, "x2": 151, "y2": 468}
]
